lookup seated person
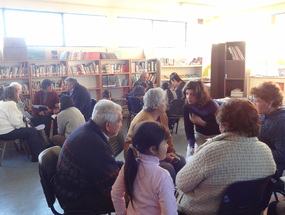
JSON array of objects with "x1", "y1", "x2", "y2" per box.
[
  {"x1": 129, "y1": 85, "x2": 145, "y2": 98},
  {"x1": 175, "y1": 98, "x2": 276, "y2": 214},
  {"x1": 0, "y1": 86, "x2": 42, "y2": 162},
  {"x1": 9, "y1": 82, "x2": 28, "y2": 114},
  {"x1": 133, "y1": 71, "x2": 153, "y2": 91},
  {"x1": 124, "y1": 87, "x2": 186, "y2": 182},
  {"x1": 111, "y1": 121, "x2": 178, "y2": 215},
  {"x1": 52, "y1": 95, "x2": 85, "y2": 147},
  {"x1": 53, "y1": 99, "x2": 124, "y2": 213},
  {"x1": 31, "y1": 79, "x2": 59, "y2": 136},
  {"x1": 161, "y1": 81, "x2": 177, "y2": 106},
  {"x1": 170, "y1": 73, "x2": 185, "y2": 99}
]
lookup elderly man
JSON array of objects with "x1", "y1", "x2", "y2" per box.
[
  {"x1": 54, "y1": 99, "x2": 123, "y2": 213},
  {"x1": 64, "y1": 77, "x2": 92, "y2": 121},
  {"x1": 133, "y1": 71, "x2": 154, "y2": 91}
]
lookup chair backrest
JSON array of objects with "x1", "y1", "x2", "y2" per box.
[
  {"x1": 126, "y1": 96, "x2": 143, "y2": 115},
  {"x1": 167, "y1": 99, "x2": 184, "y2": 117},
  {"x1": 38, "y1": 146, "x2": 62, "y2": 215},
  {"x1": 109, "y1": 129, "x2": 125, "y2": 157},
  {"x1": 217, "y1": 175, "x2": 274, "y2": 215}
]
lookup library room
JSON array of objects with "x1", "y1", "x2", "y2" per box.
[{"x1": 1, "y1": 0, "x2": 285, "y2": 214}]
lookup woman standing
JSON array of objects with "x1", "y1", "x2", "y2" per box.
[
  {"x1": 183, "y1": 80, "x2": 220, "y2": 156},
  {"x1": 0, "y1": 86, "x2": 42, "y2": 162},
  {"x1": 250, "y1": 81, "x2": 285, "y2": 178}
]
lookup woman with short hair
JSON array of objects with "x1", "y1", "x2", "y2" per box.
[
  {"x1": 176, "y1": 98, "x2": 276, "y2": 214},
  {"x1": 124, "y1": 87, "x2": 186, "y2": 182}
]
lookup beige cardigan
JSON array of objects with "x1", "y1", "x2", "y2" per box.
[{"x1": 176, "y1": 132, "x2": 276, "y2": 215}]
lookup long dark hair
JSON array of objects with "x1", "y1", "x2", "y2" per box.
[
  {"x1": 124, "y1": 121, "x2": 169, "y2": 205},
  {"x1": 2, "y1": 86, "x2": 18, "y2": 103}
]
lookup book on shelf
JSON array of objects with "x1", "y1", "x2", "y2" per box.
[
  {"x1": 230, "y1": 88, "x2": 243, "y2": 97},
  {"x1": 100, "y1": 52, "x2": 117, "y2": 59},
  {"x1": 228, "y1": 46, "x2": 244, "y2": 60},
  {"x1": 189, "y1": 57, "x2": 203, "y2": 65},
  {"x1": 102, "y1": 75, "x2": 123, "y2": 87}
]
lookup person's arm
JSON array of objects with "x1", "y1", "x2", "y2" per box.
[
  {"x1": 158, "y1": 173, "x2": 178, "y2": 215},
  {"x1": 32, "y1": 91, "x2": 41, "y2": 115},
  {"x1": 56, "y1": 113, "x2": 65, "y2": 135},
  {"x1": 176, "y1": 148, "x2": 206, "y2": 193},
  {"x1": 111, "y1": 166, "x2": 127, "y2": 215},
  {"x1": 8, "y1": 102, "x2": 26, "y2": 128},
  {"x1": 73, "y1": 88, "x2": 89, "y2": 112},
  {"x1": 183, "y1": 105, "x2": 195, "y2": 148}
]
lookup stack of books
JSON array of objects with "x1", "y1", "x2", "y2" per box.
[{"x1": 230, "y1": 88, "x2": 243, "y2": 97}]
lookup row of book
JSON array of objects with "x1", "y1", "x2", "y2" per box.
[
  {"x1": 189, "y1": 57, "x2": 203, "y2": 65},
  {"x1": 102, "y1": 64, "x2": 129, "y2": 73},
  {"x1": 160, "y1": 58, "x2": 175, "y2": 66},
  {"x1": 102, "y1": 75, "x2": 128, "y2": 87},
  {"x1": 131, "y1": 61, "x2": 157, "y2": 73},
  {"x1": 0, "y1": 64, "x2": 29, "y2": 79},
  {"x1": 30, "y1": 63, "x2": 67, "y2": 77},
  {"x1": 69, "y1": 63, "x2": 99, "y2": 75},
  {"x1": 32, "y1": 80, "x2": 66, "y2": 93},
  {"x1": 132, "y1": 73, "x2": 157, "y2": 84},
  {"x1": 59, "y1": 51, "x2": 100, "y2": 60},
  {"x1": 228, "y1": 46, "x2": 244, "y2": 60}
]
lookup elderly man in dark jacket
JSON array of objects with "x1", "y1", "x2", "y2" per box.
[{"x1": 64, "y1": 77, "x2": 92, "y2": 121}]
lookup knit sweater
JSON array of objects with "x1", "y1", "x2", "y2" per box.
[
  {"x1": 176, "y1": 132, "x2": 276, "y2": 215},
  {"x1": 32, "y1": 90, "x2": 59, "y2": 116},
  {"x1": 258, "y1": 108, "x2": 285, "y2": 165},
  {"x1": 57, "y1": 107, "x2": 85, "y2": 138},
  {"x1": 183, "y1": 100, "x2": 220, "y2": 148}
]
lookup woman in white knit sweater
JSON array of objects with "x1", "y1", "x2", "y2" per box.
[{"x1": 176, "y1": 98, "x2": 276, "y2": 215}]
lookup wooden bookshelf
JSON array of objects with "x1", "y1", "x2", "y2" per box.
[
  {"x1": 0, "y1": 58, "x2": 160, "y2": 108},
  {"x1": 211, "y1": 41, "x2": 246, "y2": 98}
]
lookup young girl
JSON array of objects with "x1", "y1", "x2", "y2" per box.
[{"x1": 111, "y1": 121, "x2": 178, "y2": 215}]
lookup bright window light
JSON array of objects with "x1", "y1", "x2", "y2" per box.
[
  {"x1": 0, "y1": 10, "x2": 3, "y2": 38},
  {"x1": 117, "y1": 18, "x2": 152, "y2": 47},
  {"x1": 64, "y1": 14, "x2": 109, "y2": 46},
  {"x1": 153, "y1": 21, "x2": 186, "y2": 47},
  {"x1": 4, "y1": 9, "x2": 63, "y2": 46}
]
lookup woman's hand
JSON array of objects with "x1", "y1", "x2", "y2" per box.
[{"x1": 189, "y1": 113, "x2": 206, "y2": 126}]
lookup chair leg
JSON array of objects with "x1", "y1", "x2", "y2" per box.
[
  {"x1": 175, "y1": 120, "x2": 179, "y2": 134},
  {"x1": 0, "y1": 141, "x2": 8, "y2": 167}
]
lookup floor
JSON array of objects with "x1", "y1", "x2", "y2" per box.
[{"x1": 0, "y1": 118, "x2": 188, "y2": 215}]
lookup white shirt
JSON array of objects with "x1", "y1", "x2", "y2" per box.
[{"x1": 0, "y1": 100, "x2": 26, "y2": 135}]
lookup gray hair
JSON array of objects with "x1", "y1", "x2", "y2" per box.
[
  {"x1": 10, "y1": 82, "x2": 22, "y2": 90},
  {"x1": 140, "y1": 71, "x2": 148, "y2": 78},
  {"x1": 143, "y1": 87, "x2": 166, "y2": 112},
  {"x1": 92, "y1": 99, "x2": 122, "y2": 127},
  {"x1": 64, "y1": 77, "x2": 78, "y2": 86}
]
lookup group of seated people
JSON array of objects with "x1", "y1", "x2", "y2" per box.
[{"x1": 1, "y1": 71, "x2": 285, "y2": 214}]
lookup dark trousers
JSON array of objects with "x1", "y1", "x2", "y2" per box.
[
  {"x1": 31, "y1": 115, "x2": 58, "y2": 137},
  {"x1": 160, "y1": 153, "x2": 186, "y2": 183},
  {"x1": 0, "y1": 127, "x2": 43, "y2": 158}
]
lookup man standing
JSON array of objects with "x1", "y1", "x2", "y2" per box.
[
  {"x1": 133, "y1": 71, "x2": 154, "y2": 91},
  {"x1": 54, "y1": 99, "x2": 123, "y2": 213},
  {"x1": 64, "y1": 77, "x2": 92, "y2": 121}
]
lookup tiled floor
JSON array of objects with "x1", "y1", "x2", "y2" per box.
[{"x1": 0, "y1": 118, "x2": 188, "y2": 215}]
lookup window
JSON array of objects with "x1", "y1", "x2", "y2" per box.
[
  {"x1": 153, "y1": 21, "x2": 186, "y2": 47},
  {"x1": 64, "y1": 14, "x2": 109, "y2": 46},
  {"x1": 0, "y1": 9, "x2": 4, "y2": 38},
  {"x1": 117, "y1": 17, "x2": 152, "y2": 47},
  {"x1": 4, "y1": 9, "x2": 63, "y2": 46}
]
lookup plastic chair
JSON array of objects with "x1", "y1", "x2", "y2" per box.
[
  {"x1": 217, "y1": 175, "x2": 274, "y2": 215},
  {"x1": 38, "y1": 146, "x2": 111, "y2": 215},
  {"x1": 126, "y1": 96, "x2": 143, "y2": 129},
  {"x1": 166, "y1": 99, "x2": 184, "y2": 134}
]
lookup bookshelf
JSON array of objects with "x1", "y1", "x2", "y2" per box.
[
  {"x1": 159, "y1": 60, "x2": 203, "y2": 86},
  {"x1": 0, "y1": 58, "x2": 160, "y2": 108},
  {"x1": 211, "y1": 41, "x2": 246, "y2": 98}
]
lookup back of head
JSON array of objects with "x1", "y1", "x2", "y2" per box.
[
  {"x1": 183, "y1": 80, "x2": 210, "y2": 107},
  {"x1": 124, "y1": 121, "x2": 169, "y2": 203},
  {"x1": 170, "y1": 73, "x2": 182, "y2": 82},
  {"x1": 250, "y1": 81, "x2": 284, "y2": 108},
  {"x1": 161, "y1": 81, "x2": 169, "y2": 90},
  {"x1": 130, "y1": 85, "x2": 145, "y2": 97},
  {"x1": 216, "y1": 98, "x2": 260, "y2": 137},
  {"x1": 64, "y1": 77, "x2": 78, "y2": 86},
  {"x1": 60, "y1": 95, "x2": 74, "y2": 111},
  {"x1": 42, "y1": 79, "x2": 53, "y2": 90},
  {"x1": 2, "y1": 86, "x2": 18, "y2": 102},
  {"x1": 10, "y1": 82, "x2": 22, "y2": 91},
  {"x1": 143, "y1": 87, "x2": 166, "y2": 112},
  {"x1": 92, "y1": 99, "x2": 122, "y2": 126}
]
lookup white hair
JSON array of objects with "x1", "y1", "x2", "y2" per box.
[
  {"x1": 92, "y1": 99, "x2": 122, "y2": 127},
  {"x1": 10, "y1": 82, "x2": 22, "y2": 90},
  {"x1": 143, "y1": 88, "x2": 166, "y2": 112}
]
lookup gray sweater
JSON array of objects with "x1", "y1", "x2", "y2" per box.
[{"x1": 176, "y1": 132, "x2": 276, "y2": 215}]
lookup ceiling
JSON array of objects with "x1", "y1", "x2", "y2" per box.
[{"x1": 36, "y1": 0, "x2": 285, "y2": 17}]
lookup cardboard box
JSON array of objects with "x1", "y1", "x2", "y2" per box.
[{"x1": 2, "y1": 37, "x2": 27, "y2": 61}]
